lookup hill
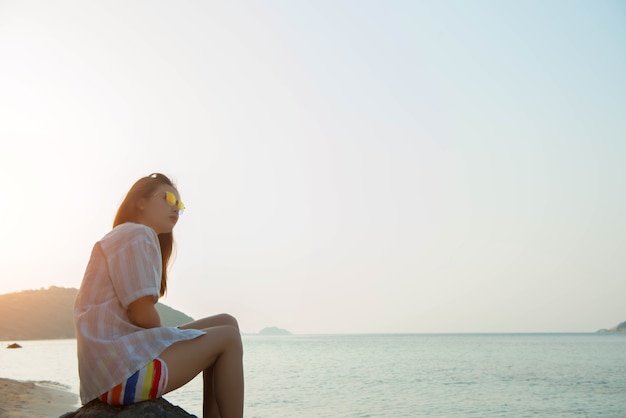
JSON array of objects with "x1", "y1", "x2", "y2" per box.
[
  {"x1": 597, "y1": 320, "x2": 626, "y2": 333},
  {"x1": 258, "y1": 326, "x2": 292, "y2": 336},
  {"x1": 0, "y1": 287, "x2": 194, "y2": 341}
]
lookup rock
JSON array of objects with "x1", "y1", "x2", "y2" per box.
[
  {"x1": 59, "y1": 398, "x2": 196, "y2": 418},
  {"x1": 6, "y1": 343, "x2": 22, "y2": 349}
]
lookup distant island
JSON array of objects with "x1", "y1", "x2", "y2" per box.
[
  {"x1": 597, "y1": 321, "x2": 626, "y2": 333},
  {"x1": 258, "y1": 326, "x2": 292, "y2": 336}
]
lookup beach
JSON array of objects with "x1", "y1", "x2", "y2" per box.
[{"x1": 0, "y1": 378, "x2": 78, "y2": 418}]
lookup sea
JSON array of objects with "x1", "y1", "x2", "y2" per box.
[{"x1": 1, "y1": 334, "x2": 625, "y2": 417}]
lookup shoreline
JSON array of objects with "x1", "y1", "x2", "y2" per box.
[{"x1": 0, "y1": 377, "x2": 79, "y2": 418}]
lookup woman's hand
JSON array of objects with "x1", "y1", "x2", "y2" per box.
[{"x1": 128, "y1": 295, "x2": 162, "y2": 328}]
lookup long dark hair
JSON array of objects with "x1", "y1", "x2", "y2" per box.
[{"x1": 113, "y1": 173, "x2": 176, "y2": 296}]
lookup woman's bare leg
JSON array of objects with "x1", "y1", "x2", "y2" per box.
[
  {"x1": 159, "y1": 322, "x2": 244, "y2": 418},
  {"x1": 178, "y1": 313, "x2": 239, "y2": 416},
  {"x1": 203, "y1": 365, "x2": 219, "y2": 418},
  {"x1": 178, "y1": 313, "x2": 240, "y2": 417},
  {"x1": 178, "y1": 313, "x2": 239, "y2": 332}
]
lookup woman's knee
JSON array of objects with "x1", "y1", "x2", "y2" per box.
[
  {"x1": 216, "y1": 313, "x2": 239, "y2": 330},
  {"x1": 198, "y1": 324, "x2": 242, "y2": 354},
  {"x1": 223, "y1": 325, "x2": 243, "y2": 355}
]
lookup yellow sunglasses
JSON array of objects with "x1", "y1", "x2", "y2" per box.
[{"x1": 164, "y1": 191, "x2": 185, "y2": 214}]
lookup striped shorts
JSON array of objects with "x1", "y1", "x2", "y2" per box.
[{"x1": 99, "y1": 358, "x2": 169, "y2": 405}]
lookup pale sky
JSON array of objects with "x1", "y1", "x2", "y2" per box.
[{"x1": 1, "y1": 0, "x2": 624, "y2": 334}]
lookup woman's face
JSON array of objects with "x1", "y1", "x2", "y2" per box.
[{"x1": 137, "y1": 184, "x2": 183, "y2": 234}]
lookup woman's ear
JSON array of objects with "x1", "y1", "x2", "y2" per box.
[{"x1": 136, "y1": 198, "x2": 146, "y2": 212}]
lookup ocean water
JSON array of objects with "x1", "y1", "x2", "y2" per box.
[{"x1": 1, "y1": 334, "x2": 625, "y2": 417}]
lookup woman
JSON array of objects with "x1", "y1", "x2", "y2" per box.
[{"x1": 74, "y1": 173, "x2": 244, "y2": 418}]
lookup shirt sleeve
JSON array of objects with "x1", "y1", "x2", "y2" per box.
[{"x1": 104, "y1": 226, "x2": 162, "y2": 309}]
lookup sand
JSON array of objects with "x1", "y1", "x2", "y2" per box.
[{"x1": 0, "y1": 378, "x2": 79, "y2": 418}]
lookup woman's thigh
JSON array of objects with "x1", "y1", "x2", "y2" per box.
[
  {"x1": 159, "y1": 325, "x2": 242, "y2": 393},
  {"x1": 178, "y1": 313, "x2": 239, "y2": 331}
]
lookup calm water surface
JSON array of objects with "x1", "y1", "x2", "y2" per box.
[{"x1": 1, "y1": 334, "x2": 625, "y2": 417}]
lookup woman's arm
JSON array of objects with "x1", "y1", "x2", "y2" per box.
[{"x1": 128, "y1": 296, "x2": 162, "y2": 328}]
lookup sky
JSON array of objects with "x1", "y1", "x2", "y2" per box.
[{"x1": 1, "y1": 0, "x2": 625, "y2": 334}]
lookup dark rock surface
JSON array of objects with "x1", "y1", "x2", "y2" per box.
[{"x1": 59, "y1": 398, "x2": 196, "y2": 418}]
